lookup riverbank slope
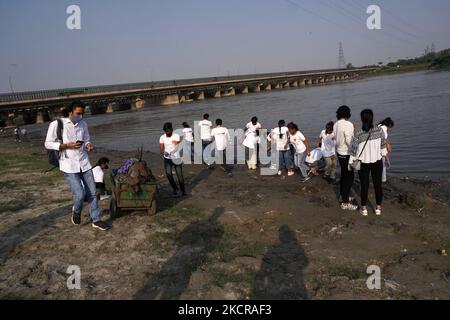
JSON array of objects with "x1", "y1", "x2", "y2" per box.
[{"x1": 0, "y1": 137, "x2": 449, "y2": 299}]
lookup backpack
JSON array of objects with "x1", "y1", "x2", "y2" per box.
[{"x1": 47, "y1": 119, "x2": 64, "y2": 169}]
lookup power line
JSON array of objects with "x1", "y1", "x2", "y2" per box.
[
  {"x1": 322, "y1": 0, "x2": 423, "y2": 47},
  {"x1": 345, "y1": 0, "x2": 433, "y2": 40}
]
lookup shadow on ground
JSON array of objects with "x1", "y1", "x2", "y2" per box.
[
  {"x1": 252, "y1": 225, "x2": 309, "y2": 300},
  {"x1": 0, "y1": 205, "x2": 71, "y2": 263},
  {"x1": 134, "y1": 207, "x2": 224, "y2": 300}
]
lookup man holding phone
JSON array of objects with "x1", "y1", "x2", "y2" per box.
[{"x1": 45, "y1": 100, "x2": 109, "y2": 231}]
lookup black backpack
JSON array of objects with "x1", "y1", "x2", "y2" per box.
[{"x1": 47, "y1": 119, "x2": 64, "y2": 169}]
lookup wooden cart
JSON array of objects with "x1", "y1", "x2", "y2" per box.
[{"x1": 110, "y1": 174, "x2": 157, "y2": 219}]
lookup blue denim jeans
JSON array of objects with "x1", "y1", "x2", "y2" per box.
[
  {"x1": 278, "y1": 150, "x2": 293, "y2": 170},
  {"x1": 64, "y1": 170, "x2": 101, "y2": 223}
]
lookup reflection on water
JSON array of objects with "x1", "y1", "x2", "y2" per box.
[{"x1": 32, "y1": 70, "x2": 450, "y2": 179}]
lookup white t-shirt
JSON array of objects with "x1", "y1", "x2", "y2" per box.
[
  {"x1": 183, "y1": 127, "x2": 194, "y2": 142},
  {"x1": 199, "y1": 120, "x2": 212, "y2": 141},
  {"x1": 320, "y1": 130, "x2": 336, "y2": 158},
  {"x1": 211, "y1": 126, "x2": 230, "y2": 151},
  {"x1": 306, "y1": 148, "x2": 323, "y2": 164},
  {"x1": 159, "y1": 133, "x2": 181, "y2": 159},
  {"x1": 243, "y1": 132, "x2": 259, "y2": 149},
  {"x1": 290, "y1": 131, "x2": 307, "y2": 154},
  {"x1": 246, "y1": 122, "x2": 262, "y2": 133},
  {"x1": 92, "y1": 166, "x2": 104, "y2": 184},
  {"x1": 271, "y1": 127, "x2": 289, "y2": 151},
  {"x1": 378, "y1": 125, "x2": 388, "y2": 140},
  {"x1": 334, "y1": 120, "x2": 354, "y2": 156}
]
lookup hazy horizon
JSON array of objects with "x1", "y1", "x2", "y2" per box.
[{"x1": 1, "y1": 0, "x2": 449, "y2": 93}]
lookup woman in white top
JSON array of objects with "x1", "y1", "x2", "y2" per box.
[
  {"x1": 377, "y1": 118, "x2": 395, "y2": 183},
  {"x1": 243, "y1": 117, "x2": 261, "y2": 170},
  {"x1": 350, "y1": 109, "x2": 388, "y2": 216},
  {"x1": 287, "y1": 122, "x2": 311, "y2": 182},
  {"x1": 270, "y1": 120, "x2": 294, "y2": 176}
]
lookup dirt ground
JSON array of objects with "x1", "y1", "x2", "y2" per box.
[{"x1": 0, "y1": 136, "x2": 449, "y2": 300}]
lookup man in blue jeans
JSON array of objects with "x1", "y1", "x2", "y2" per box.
[{"x1": 45, "y1": 101, "x2": 110, "y2": 231}]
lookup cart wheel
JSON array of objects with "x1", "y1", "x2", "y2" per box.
[
  {"x1": 148, "y1": 199, "x2": 157, "y2": 216},
  {"x1": 110, "y1": 199, "x2": 122, "y2": 219}
]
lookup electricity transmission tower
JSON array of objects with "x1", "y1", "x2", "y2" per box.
[
  {"x1": 431, "y1": 42, "x2": 436, "y2": 53},
  {"x1": 338, "y1": 42, "x2": 346, "y2": 69}
]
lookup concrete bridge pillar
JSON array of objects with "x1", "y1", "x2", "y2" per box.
[
  {"x1": 274, "y1": 83, "x2": 282, "y2": 89},
  {"x1": 213, "y1": 90, "x2": 221, "y2": 98},
  {"x1": 133, "y1": 98, "x2": 145, "y2": 110},
  {"x1": 290, "y1": 81, "x2": 298, "y2": 87},
  {"x1": 106, "y1": 103, "x2": 115, "y2": 113},
  {"x1": 251, "y1": 85, "x2": 261, "y2": 93},
  {"x1": 264, "y1": 84, "x2": 272, "y2": 91},
  {"x1": 161, "y1": 94, "x2": 180, "y2": 105},
  {"x1": 222, "y1": 87, "x2": 235, "y2": 97},
  {"x1": 179, "y1": 95, "x2": 194, "y2": 103},
  {"x1": 319, "y1": 78, "x2": 325, "y2": 84},
  {"x1": 282, "y1": 82, "x2": 290, "y2": 88},
  {"x1": 195, "y1": 92, "x2": 205, "y2": 101},
  {"x1": 36, "y1": 110, "x2": 45, "y2": 124},
  {"x1": 239, "y1": 86, "x2": 249, "y2": 94}
]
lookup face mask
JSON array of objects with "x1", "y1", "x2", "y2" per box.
[{"x1": 72, "y1": 114, "x2": 83, "y2": 122}]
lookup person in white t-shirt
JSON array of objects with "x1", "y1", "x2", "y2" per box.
[
  {"x1": 182, "y1": 122, "x2": 194, "y2": 161},
  {"x1": 160, "y1": 122, "x2": 185, "y2": 196},
  {"x1": 287, "y1": 122, "x2": 311, "y2": 182},
  {"x1": 198, "y1": 113, "x2": 212, "y2": 165},
  {"x1": 270, "y1": 120, "x2": 293, "y2": 176},
  {"x1": 377, "y1": 117, "x2": 395, "y2": 183},
  {"x1": 211, "y1": 119, "x2": 232, "y2": 175},
  {"x1": 243, "y1": 116, "x2": 262, "y2": 170},
  {"x1": 92, "y1": 157, "x2": 111, "y2": 202},
  {"x1": 316, "y1": 121, "x2": 337, "y2": 183}
]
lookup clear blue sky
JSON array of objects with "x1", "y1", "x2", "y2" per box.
[{"x1": 1, "y1": 0, "x2": 449, "y2": 93}]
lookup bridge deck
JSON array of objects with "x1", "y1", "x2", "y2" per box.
[{"x1": 0, "y1": 67, "x2": 376, "y2": 109}]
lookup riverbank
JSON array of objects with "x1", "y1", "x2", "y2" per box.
[{"x1": 0, "y1": 136, "x2": 449, "y2": 300}]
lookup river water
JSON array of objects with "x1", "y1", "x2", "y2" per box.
[{"x1": 32, "y1": 70, "x2": 450, "y2": 179}]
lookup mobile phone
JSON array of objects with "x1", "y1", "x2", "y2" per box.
[{"x1": 76, "y1": 140, "x2": 84, "y2": 144}]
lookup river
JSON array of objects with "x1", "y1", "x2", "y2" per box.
[{"x1": 32, "y1": 70, "x2": 450, "y2": 180}]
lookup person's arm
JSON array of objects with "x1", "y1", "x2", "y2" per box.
[
  {"x1": 304, "y1": 137, "x2": 311, "y2": 156},
  {"x1": 159, "y1": 143, "x2": 165, "y2": 155},
  {"x1": 44, "y1": 121, "x2": 60, "y2": 151},
  {"x1": 344, "y1": 124, "x2": 354, "y2": 149},
  {"x1": 350, "y1": 134, "x2": 359, "y2": 158},
  {"x1": 44, "y1": 121, "x2": 80, "y2": 151},
  {"x1": 381, "y1": 132, "x2": 388, "y2": 157},
  {"x1": 315, "y1": 134, "x2": 322, "y2": 149},
  {"x1": 84, "y1": 124, "x2": 94, "y2": 152}
]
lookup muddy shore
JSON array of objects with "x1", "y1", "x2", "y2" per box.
[{"x1": 0, "y1": 135, "x2": 449, "y2": 300}]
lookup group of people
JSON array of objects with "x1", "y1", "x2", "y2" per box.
[
  {"x1": 44, "y1": 100, "x2": 394, "y2": 232},
  {"x1": 159, "y1": 106, "x2": 394, "y2": 216}
]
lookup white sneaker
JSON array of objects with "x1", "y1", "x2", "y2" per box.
[
  {"x1": 341, "y1": 203, "x2": 358, "y2": 211},
  {"x1": 277, "y1": 170, "x2": 283, "y2": 176},
  {"x1": 375, "y1": 208, "x2": 382, "y2": 216},
  {"x1": 360, "y1": 208, "x2": 369, "y2": 216}
]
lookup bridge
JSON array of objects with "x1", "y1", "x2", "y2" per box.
[{"x1": 0, "y1": 67, "x2": 377, "y2": 125}]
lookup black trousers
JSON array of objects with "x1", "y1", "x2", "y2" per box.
[
  {"x1": 358, "y1": 160, "x2": 383, "y2": 207},
  {"x1": 164, "y1": 158, "x2": 185, "y2": 193},
  {"x1": 217, "y1": 149, "x2": 232, "y2": 173},
  {"x1": 337, "y1": 153, "x2": 354, "y2": 203}
]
